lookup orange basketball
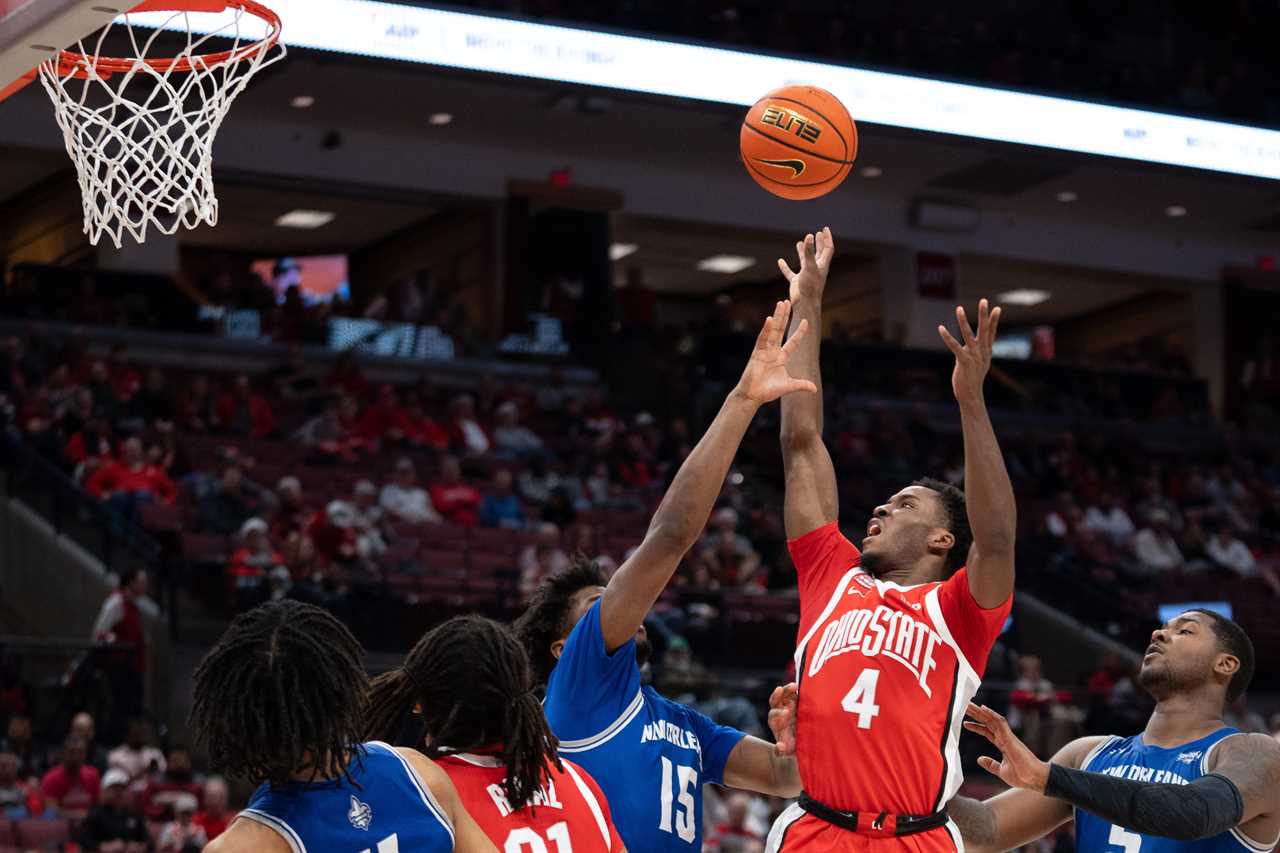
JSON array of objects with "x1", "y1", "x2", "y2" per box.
[{"x1": 739, "y1": 85, "x2": 857, "y2": 200}]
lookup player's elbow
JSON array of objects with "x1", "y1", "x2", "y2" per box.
[
  {"x1": 780, "y1": 427, "x2": 822, "y2": 456},
  {"x1": 645, "y1": 519, "x2": 698, "y2": 556}
]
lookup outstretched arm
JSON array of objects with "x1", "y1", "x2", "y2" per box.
[
  {"x1": 938, "y1": 299, "x2": 1016, "y2": 608},
  {"x1": 600, "y1": 300, "x2": 816, "y2": 651},
  {"x1": 777, "y1": 228, "x2": 838, "y2": 540},
  {"x1": 964, "y1": 703, "x2": 1280, "y2": 842}
]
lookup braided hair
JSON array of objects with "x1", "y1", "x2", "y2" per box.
[
  {"x1": 364, "y1": 615, "x2": 558, "y2": 811},
  {"x1": 189, "y1": 600, "x2": 368, "y2": 787},
  {"x1": 512, "y1": 559, "x2": 610, "y2": 685}
]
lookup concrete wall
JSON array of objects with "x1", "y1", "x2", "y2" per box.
[{"x1": 0, "y1": 489, "x2": 173, "y2": 722}]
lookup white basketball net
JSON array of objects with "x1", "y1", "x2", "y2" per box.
[{"x1": 36, "y1": 6, "x2": 285, "y2": 248}]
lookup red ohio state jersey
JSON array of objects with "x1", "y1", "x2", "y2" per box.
[
  {"x1": 778, "y1": 524, "x2": 1011, "y2": 845},
  {"x1": 438, "y1": 752, "x2": 624, "y2": 852}
]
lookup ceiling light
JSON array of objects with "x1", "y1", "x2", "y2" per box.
[
  {"x1": 428, "y1": 112, "x2": 453, "y2": 126},
  {"x1": 609, "y1": 242, "x2": 638, "y2": 261},
  {"x1": 997, "y1": 288, "x2": 1051, "y2": 306},
  {"x1": 290, "y1": 95, "x2": 315, "y2": 108},
  {"x1": 1165, "y1": 205, "x2": 1187, "y2": 217},
  {"x1": 697, "y1": 255, "x2": 756, "y2": 274},
  {"x1": 275, "y1": 209, "x2": 336, "y2": 229},
  {"x1": 859, "y1": 166, "x2": 883, "y2": 178},
  {"x1": 1056, "y1": 191, "x2": 1078, "y2": 202}
]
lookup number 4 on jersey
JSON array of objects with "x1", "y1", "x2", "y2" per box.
[{"x1": 841, "y1": 668, "x2": 881, "y2": 729}]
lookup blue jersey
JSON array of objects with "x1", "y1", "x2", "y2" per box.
[
  {"x1": 1076, "y1": 729, "x2": 1275, "y2": 853},
  {"x1": 543, "y1": 600, "x2": 747, "y2": 851},
  {"x1": 241, "y1": 740, "x2": 454, "y2": 853}
]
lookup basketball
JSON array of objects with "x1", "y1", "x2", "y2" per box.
[{"x1": 739, "y1": 84, "x2": 857, "y2": 200}]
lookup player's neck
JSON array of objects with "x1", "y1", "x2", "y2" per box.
[{"x1": 1144, "y1": 692, "x2": 1227, "y2": 747}]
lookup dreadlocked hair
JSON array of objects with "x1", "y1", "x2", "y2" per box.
[
  {"x1": 189, "y1": 599, "x2": 369, "y2": 788},
  {"x1": 913, "y1": 477, "x2": 972, "y2": 576},
  {"x1": 363, "y1": 615, "x2": 559, "y2": 812},
  {"x1": 513, "y1": 559, "x2": 611, "y2": 685}
]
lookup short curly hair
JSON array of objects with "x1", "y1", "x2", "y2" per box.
[
  {"x1": 912, "y1": 477, "x2": 971, "y2": 576},
  {"x1": 512, "y1": 559, "x2": 610, "y2": 685}
]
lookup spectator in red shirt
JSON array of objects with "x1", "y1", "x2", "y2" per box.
[
  {"x1": 228, "y1": 518, "x2": 285, "y2": 609},
  {"x1": 399, "y1": 391, "x2": 450, "y2": 449},
  {"x1": 305, "y1": 501, "x2": 360, "y2": 568},
  {"x1": 192, "y1": 776, "x2": 231, "y2": 841},
  {"x1": 40, "y1": 735, "x2": 100, "y2": 819},
  {"x1": 214, "y1": 373, "x2": 275, "y2": 439},
  {"x1": 86, "y1": 437, "x2": 177, "y2": 513},
  {"x1": 0, "y1": 751, "x2": 44, "y2": 819},
  {"x1": 705, "y1": 791, "x2": 766, "y2": 852},
  {"x1": 429, "y1": 456, "x2": 482, "y2": 526},
  {"x1": 357, "y1": 384, "x2": 409, "y2": 444}
]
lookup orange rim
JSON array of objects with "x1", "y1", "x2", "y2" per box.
[{"x1": 49, "y1": 0, "x2": 281, "y2": 78}]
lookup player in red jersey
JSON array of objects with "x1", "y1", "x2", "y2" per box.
[
  {"x1": 364, "y1": 615, "x2": 626, "y2": 852},
  {"x1": 768, "y1": 228, "x2": 1017, "y2": 852}
]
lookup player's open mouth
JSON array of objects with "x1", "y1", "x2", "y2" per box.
[
  {"x1": 1144, "y1": 645, "x2": 1163, "y2": 659},
  {"x1": 864, "y1": 520, "x2": 883, "y2": 541}
]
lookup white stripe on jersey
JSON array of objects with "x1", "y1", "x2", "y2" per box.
[
  {"x1": 369, "y1": 741, "x2": 455, "y2": 842},
  {"x1": 562, "y1": 759, "x2": 614, "y2": 850},
  {"x1": 923, "y1": 586, "x2": 982, "y2": 811},
  {"x1": 557, "y1": 688, "x2": 644, "y2": 754},
  {"x1": 239, "y1": 808, "x2": 308, "y2": 853},
  {"x1": 793, "y1": 568, "x2": 858, "y2": 672},
  {"x1": 764, "y1": 801, "x2": 805, "y2": 853}
]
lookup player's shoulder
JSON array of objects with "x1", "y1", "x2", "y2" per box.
[
  {"x1": 203, "y1": 816, "x2": 292, "y2": 853},
  {"x1": 1212, "y1": 732, "x2": 1280, "y2": 769},
  {"x1": 1054, "y1": 735, "x2": 1116, "y2": 769}
]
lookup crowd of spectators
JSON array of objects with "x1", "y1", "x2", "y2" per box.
[
  {"x1": 0, "y1": 709, "x2": 231, "y2": 851},
  {"x1": 454, "y1": 0, "x2": 1280, "y2": 128}
]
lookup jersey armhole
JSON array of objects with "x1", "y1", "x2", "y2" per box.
[
  {"x1": 368, "y1": 741, "x2": 455, "y2": 842},
  {"x1": 237, "y1": 809, "x2": 307, "y2": 853},
  {"x1": 561, "y1": 760, "x2": 615, "y2": 850},
  {"x1": 1077, "y1": 736, "x2": 1118, "y2": 772}
]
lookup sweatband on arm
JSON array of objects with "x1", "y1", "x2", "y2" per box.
[{"x1": 1044, "y1": 764, "x2": 1243, "y2": 841}]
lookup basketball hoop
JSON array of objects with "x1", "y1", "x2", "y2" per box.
[{"x1": 34, "y1": 0, "x2": 284, "y2": 247}]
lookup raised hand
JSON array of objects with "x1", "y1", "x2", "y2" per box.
[
  {"x1": 768, "y1": 682, "x2": 799, "y2": 757},
  {"x1": 963, "y1": 703, "x2": 1050, "y2": 792},
  {"x1": 735, "y1": 300, "x2": 818, "y2": 405},
  {"x1": 938, "y1": 298, "x2": 1002, "y2": 404},
  {"x1": 777, "y1": 227, "x2": 835, "y2": 302}
]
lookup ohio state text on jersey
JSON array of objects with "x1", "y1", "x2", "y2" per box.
[{"x1": 791, "y1": 523, "x2": 1011, "y2": 817}]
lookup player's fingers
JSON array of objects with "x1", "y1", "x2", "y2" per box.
[
  {"x1": 802, "y1": 233, "x2": 817, "y2": 264},
  {"x1": 781, "y1": 318, "x2": 809, "y2": 355},
  {"x1": 795, "y1": 240, "x2": 806, "y2": 267},
  {"x1": 938, "y1": 325, "x2": 963, "y2": 355},
  {"x1": 786, "y1": 379, "x2": 819, "y2": 395},
  {"x1": 777, "y1": 258, "x2": 797, "y2": 280},
  {"x1": 988, "y1": 306, "x2": 1002, "y2": 344},
  {"x1": 957, "y1": 305, "x2": 976, "y2": 345},
  {"x1": 769, "y1": 686, "x2": 783, "y2": 707},
  {"x1": 782, "y1": 682, "x2": 798, "y2": 698},
  {"x1": 977, "y1": 756, "x2": 1000, "y2": 776},
  {"x1": 962, "y1": 721, "x2": 995, "y2": 743},
  {"x1": 768, "y1": 301, "x2": 790, "y2": 347},
  {"x1": 976, "y1": 298, "x2": 989, "y2": 341},
  {"x1": 819, "y1": 226, "x2": 835, "y2": 265},
  {"x1": 753, "y1": 314, "x2": 775, "y2": 351}
]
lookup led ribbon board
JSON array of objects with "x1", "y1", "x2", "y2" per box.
[{"x1": 126, "y1": 1, "x2": 1280, "y2": 180}]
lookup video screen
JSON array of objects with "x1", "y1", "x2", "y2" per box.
[{"x1": 251, "y1": 255, "x2": 350, "y2": 306}]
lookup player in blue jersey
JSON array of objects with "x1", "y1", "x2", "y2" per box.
[
  {"x1": 514, "y1": 300, "x2": 812, "y2": 852},
  {"x1": 945, "y1": 608, "x2": 1280, "y2": 853},
  {"x1": 190, "y1": 599, "x2": 496, "y2": 853}
]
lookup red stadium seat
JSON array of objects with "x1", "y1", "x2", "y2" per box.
[
  {"x1": 181, "y1": 532, "x2": 230, "y2": 563},
  {"x1": 139, "y1": 501, "x2": 183, "y2": 532},
  {"x1": 15, "y1": 819, "x2": 70, "y2": 849}
]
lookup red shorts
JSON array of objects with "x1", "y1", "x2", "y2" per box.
[{"x1": 766, "y1": 805, "x2": 962, "y2": 853}]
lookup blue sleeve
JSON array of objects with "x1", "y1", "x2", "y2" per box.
[
  {"x1": 543, "y1": 599, "x2": 642, "y2": 742},
  {"x1": 690, "y1": 708, "x2": 747, "y2": 786}
]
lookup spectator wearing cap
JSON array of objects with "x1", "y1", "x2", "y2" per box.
[
  {"x1": 1131, "y1": 509, "x2": 1184, "y2": 574},
  {"x1": 193, "y1": 776, "x2": 231, "y2": 841},
  {"x1": 156, "y1": 791, "x2": 207, "y2": 852},
  {"x1": 492, "y1": 401, "x2": 545, "y2": 458},
  {"x1": 40, "y1": 736, "x2": 101, "y2": 819},
  {"x1": 78, "y1": 766, "x2": 147, "y2": 852},
  {"x1": 0, "y1": 751, "x2": 44, "y2": 819},
  {"x1": 350, "y1": 480, "x2": 389, "y2": 557},
  {"x1": 448, "y1": 395, "x2": 490, "y2": 455},
  {"x1": 479, "y1": 469, "x2": 525, "y2": 529},
  {"x1": 429, "y1": 456, "x2": 482, "y2": 526},
  {"x1": 380, "y1": 458, "x2": 442, "y2": 525},
  {"x1": 228, "y1": 518, "x2": 285, "y2": 609},
  {"x1": 306, "y1": 501, "x2": 360, "y2": 568},
  {"x1": 213, "y1": 373, "x2": 275, "y2": 439}
]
